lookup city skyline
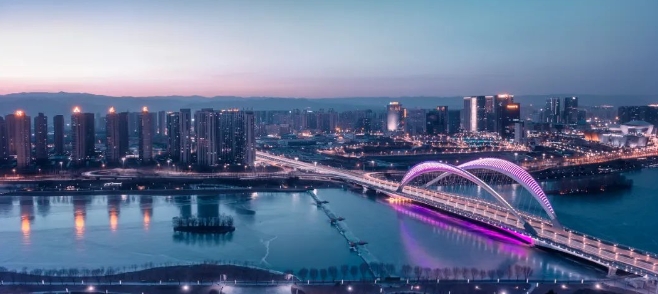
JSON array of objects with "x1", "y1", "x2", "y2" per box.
[{"x1": 2, "y1": 0, "x2": 658, "y2": 97}]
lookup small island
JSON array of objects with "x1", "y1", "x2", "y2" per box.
[{"x1": 172, "y1": 215, "x2": 235, "y2": 234}]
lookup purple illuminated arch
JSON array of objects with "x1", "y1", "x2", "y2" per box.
[
  {"x1": 397, "y1": 161, "x2": 535, "y2": 233},
  {"x1": 422, "y1": 158, "x2": 559, "y2": 226}
]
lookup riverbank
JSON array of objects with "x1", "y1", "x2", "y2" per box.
[{"x1": 0, "y1": 187, "x2": 312, "y2": 196}]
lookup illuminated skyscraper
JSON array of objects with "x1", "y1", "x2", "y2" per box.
[
  {"x1": 53, "y1": 115, "x2": 64, "y2": 155},
  {"x1": 13, "y1": 110, "x2": 31, "y2": 168},
  {"x1": 544, "y1": 98, "x2": 561, "y2": 124},
  {"x1": 0, "y1": 117, "x2": 7, "y2": 159},
  {"x1": 426, "y1": 106, "x2": 448, "y2": 135},
  {"x1": 34, "y1": 112, "x2": 48, "y2": 161},
  {"x1": 502, "y1": 102, "x2": 521, "y2": 139},
  {"x1": 386, "y1": 102, "x2": 404, "y2": 132},
  {"x1": 463, "y1": 96, "x2": 486, "y2": 132},
  {"x1": 71, "y1": 107, "x2": 95, "y2": 162},
  {"x1": 563, "y1": 96, "x2": 579, "y2": 124},
  {"x1": 167, "y1": 112, "x2": 181, "y2": 162},
  {"x1": 217, "y1": 110, "x2": 255, "y2": 167},
  {"x1": 138, "y1": 107, "x2": 153, "y2": 162},
  {"x1": 179, "y1": 108, "x2": 192, "y2": 163},
  {"x1": 195, "y1": 108, "x2": 218, "y2": 167},
  {"x1": 105, "y1": 107, "x2": 129, "y2": 164}
]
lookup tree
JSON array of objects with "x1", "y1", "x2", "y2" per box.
[
  {"x1": 514, "y1": 265, "x2": 522, "y2": 280},
  {"x1": 442, "y1": 268, "x2": 451, "y2": 280},
  {"x1": 309, "y1": 268, "x2": 318, "y2": 281},
  {"x1": 480, "y1": 270, "x2": 486, "y2": 281},
  {"x1": 496, "y1": 269, "x2": 505, "y2": 280},
  {"x1": 432, "y1": 268, "x2": 442, "y2": 280},
  {"x1": 298, "y1": 268, "x2": 308, "y2": 281},
  {"x1": 340, "y1": 265, "x2": 349, "y2": 279},
  {"x1": 328, "y1": 266, "x2": 338, "y2": 281},
  {"x1": 319, "y1": 269, "x2": 327, "y2": 282},
  {"x1": 487, "y1": 269, "x2": 496, "y2": 280},
  {"x1": 350, "y1": 266, "x2": 358, "y2": 280},
  {"x1": 359, "y1": 263, "x2": 369, "y2": 281},
  {"x1": 452, "y1": 267, "x2": 460, "y2": 280},
  {"x1": 413, "y1": 266, "x2": 422, "y2": 281},
  {"x1": 522, "y1": 266, "x2": 534, "y2": 280},
  {"x1": 386, "y1": 264, "x2": 397, "y2": 276},
  {"x1": 506, "y1": 266, "x2": 513, "y2": 279},
  {"x1": 401, "y1": 265, "x2": 412, "y2": 279},
  {"x1": 461, "y1": 268, "x2": 469, "y2": 280}
]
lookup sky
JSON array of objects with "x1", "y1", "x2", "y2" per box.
[{"x1": 0, "y1": 0, "x2": 657, "y2": 98}]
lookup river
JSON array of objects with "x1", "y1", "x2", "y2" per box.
[{"x1": 0, "y1": 169, "x2": 656, "y2": 280}]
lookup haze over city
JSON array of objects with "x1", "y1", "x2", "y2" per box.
[
  {"x1": 3, "y1": 1, "x2": 658, "y2": 294},
  {"x1": 2, "y1": 0, "x2": 658, "y2": 97}
]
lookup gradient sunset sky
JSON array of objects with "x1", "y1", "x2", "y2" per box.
[{"x1": 1, "y1": 0, "x2": 657, "y2": 97}]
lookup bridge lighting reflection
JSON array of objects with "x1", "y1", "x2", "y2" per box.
[{"x1": 75, "y1": 211, "x2": 85, "y2": 239}]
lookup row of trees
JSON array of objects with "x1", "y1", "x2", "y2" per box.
[{"x1": 290, "y1": 263, "x2": 534, "y2": 282}]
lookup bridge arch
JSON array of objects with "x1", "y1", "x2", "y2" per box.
[
  {"x1": 422, "y1": 158, "x2": 560, "y2": 227},
  {"x1": 397, "y1": 161, "x2": 538, "y2": 235}
]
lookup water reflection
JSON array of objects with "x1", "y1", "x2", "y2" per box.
[
  {"x1": 172, "y1": 231, "x2": 234, "y2": 246},
  {"x1": 72, "y1": 196, "x2": 89, "y2": 239},
  {"x1": 19, "y1": 197, "x2": 34, "y2": 244},
  {"x1": 174, "y1": 196, "x2": 192, "y2": 218},
  {"x1": 140, "y1": 196, "x2": 153, "y2": 230},
  {"x1": 108, "y1": 195, "x2": 121, "y2": 232},
  {"x1": 197, "y1": 196, "x2": 219, "y2": 218},
  {"x1": 36, "y1": 197, "x2": 50, "y2": 217},
  {"x1": 0, "y1": 196, "x2": 13, "y2": 215}
]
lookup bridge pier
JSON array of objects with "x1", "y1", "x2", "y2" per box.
[{"x1": 607, "y1": 266, "x2": 617, "y2": 277}]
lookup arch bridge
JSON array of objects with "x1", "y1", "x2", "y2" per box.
[{"x1": 256, "y1": 151, "x2": 658, "y2": 279}]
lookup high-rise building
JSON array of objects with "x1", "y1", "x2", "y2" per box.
[
  {"x1": 618, "y1": 105, "x2": 658, "y2": 127},
  {"x1": 34, "y1": 112, "x2": 48, "y2": 161},
  {"x1": 544, "y1": 98, "x2": 561, "y2": 124},
  {"x1": 179, "y1": 108, "x2": 192, "y2": 163},
  {"x1": 493, "y1": 94, "x2": 514, "y2": 134},
  {"x1": 217, "y1": 110, "x2": 255, "y2": 166},
  {"x1": 127, "y1": 112, "x2": 139, "y2": 137},
  {"x1": 138, "y1": 107, "x2": 153, "y2": 162},
  {"x1": 53, "y1": 115, "x2": 65, "y2": 155},
  {"x1": 12, "y1": 110, "x2": 31, "y2": 168},
  {"x1": 157, "y1": 110, "x2": 167, "y2": 135},
  {"x1": 386, "y1": 102, "x2": 404, "y2": 132},
  {"x1": 426, "y1": 106, "x2": 448, "y2": 135},
  {"x1": 71, "y1": 107, "x2": 95, "y2": 162},
  {"x1": 105, "y1": 107, "x2": 129, "y2": 164},
  {"x1": 447, "y1": 110, "x2": 461, "y2": 134},
  {"x1": 463, "y1": 96, "x2": 487, "y2": 132},
  {"x1": 195, "y1": 109, "x2": 218, "y2": 167},
  {"x1": 167, "y1": 112, "x2": 181, "y2": 162},
  {"x1": 502, "y1": 103, "x2": 521, "y2": 139},
  {"x1": 0, "y1": 117, "x2": 7, "y2": 159},
  {"x1": 563, "y1": 97, "x2": 579, "y2": 125},
  {"x1": 5, "y1": 114, "x2": 16, "y2": 155},
  {"x1": 405, "y1": 109, "x2": 426, "y2": 135}
]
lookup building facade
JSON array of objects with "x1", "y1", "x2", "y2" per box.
[
  {"x1": 53, "y1": 115, "x2": 65, "y2": 155},
  {"x1": 138, "y1": 107, "x2": 153, "y2": 162},
  {"x1": 105, "y1": 107, "x2": 129, "y2": 164},
  {"x1": 34, "y1": 112, "x2": 48, "y2": 161},
  {"x1": 71, "y1": 108, "x2": 95, "y2": 163}
]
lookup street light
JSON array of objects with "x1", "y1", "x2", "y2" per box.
[{"x1": 121, "y1": 157, "x2": 126, "y2": 169}]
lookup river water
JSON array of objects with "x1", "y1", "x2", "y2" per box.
[{"x1": 0, "y1": 169, "x2": 656, "y2": 280}]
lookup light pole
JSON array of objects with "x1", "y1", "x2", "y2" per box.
[
  {"x1": 59, "y1": 161, "x2": 63, "y2": 173},
  {"x1": 122, "y1": 157, "x2": 126, "y2": 169},
  {"x1": 12, "y1": 169, "x2": 16, "y2": 178}
]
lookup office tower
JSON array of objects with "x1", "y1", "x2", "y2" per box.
[
  {"x1": 34, "y1": 112, "x2": 48, "y2": 161},
  {"x1": 447, "y1": 110, "x2": 461, "y2": 134},
  {"x1": 426, "y1": 106, "x2": 448, "y2": 135},
  {"x1": 179, "y1": 108, "x2": 192, "y2": 163},
  {"x1": 167, "y1": 112, "x2": 181, "y2": 162},
  {"x1": 12, "y1": 111, "x2": 31, "y2": 168},
  {"x1": 463, "y1": 96, "x2": 487, "y2": 132},
  {"x1": 291, "y1": 109, "x2": 308, "y2": 132},
  {"x1": 327, "y1": 109, "x2": 338, "y2": 133},
  {"x1": 157, "y1": 111, "x2": 166, "y2": 135},
  {"x1": 95, "y1": 112, "x2": 105, "y2": 132},
  {"x1": 105, "y1": 107, "x2": 129, "y2": 164},
  {"x1": 562, "y1": 97, "x2": 578, "y2": 124},
  {"x1": 0, "y1": 117, "x2": 7, "y2": 159},
  {"x1": 492, "y1": 94, "x2": 513, "y2": 134},
  {"x1": 71, "y1": 107, "x2": 95, "y2": 162},
  {"x1": 502, "y1": 102, "x2": 521, "y2": 139},
  {"x1": 53, "y1": 115, "x2": 64, "y2": 155},
  {"x1": 138, "y1": 107, "x2": 153, "y2": 162},
  {"x1": 386, "y1": 102, "x2": 404, "y2": 132},
  {"x1": 544, "y1": 98, "x2": 561, "y2": 124},
  {"x1": 406, "y1": 109, "x2": 426, "y2": 135},
  {"x1": 217, "y1": 110, "x2": 255, "y2": 166},
  {"x1": 195, "y1": 109, "x2": 218, "y2": 167}
]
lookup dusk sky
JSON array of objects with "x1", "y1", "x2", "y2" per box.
[{"x1": 1, "y1": 0, "x2": 657, "y2": 98}]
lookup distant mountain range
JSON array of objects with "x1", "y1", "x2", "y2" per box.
[{"x1": 0, "y1": 92, "x2": 656, "y2": 116}]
